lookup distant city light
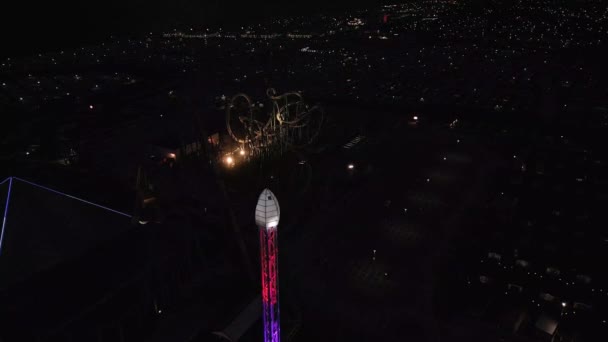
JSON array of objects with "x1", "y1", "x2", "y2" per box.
[
  {"x1": 89, "y1": 105, "x2": 94, "y2": 109},
  {"x1": 239, "y1": 149, "x2": 246, "y2": 156},
  {"x1": 413, "y1": 116, "x2": 419, "y2": 121},
  {"x1": 562, "y1": 302, "x2": 567, "y2": 307},
  {"x1": 168, "y1": 153, "x2": 176, "y2": 159},
  {"x1": 347, "y1": 163, "x2": 355, "y2": 170},
  {"x1": 225, "y1": 155, "x2": 235, "y2": 166}
]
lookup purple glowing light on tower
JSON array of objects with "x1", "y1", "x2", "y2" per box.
[
  {"x1": 0, "y1": 177, "x2": 14, "y2": 256},
  {"x1": 255, "y1": 189, "x2": 281, "y2": 342}
]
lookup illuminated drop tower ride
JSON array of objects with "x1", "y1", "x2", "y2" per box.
[{"x1": 255, "y1": 189, "x2": 281, "y2": 342}]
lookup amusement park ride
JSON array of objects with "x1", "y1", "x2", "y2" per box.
[
  {"x1": 223, "y1": 90, "x2": 319, "y2": 341},
  {"x1": 225, "y1": 88, "x2": 324, "y2": 163},
  {"x1": 255, "y1": 189, "x2": 282, "y2": 342}
]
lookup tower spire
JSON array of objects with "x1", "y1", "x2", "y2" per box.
[{"x1": 256, "y1": 189, "x2": 281, "y2": 342}]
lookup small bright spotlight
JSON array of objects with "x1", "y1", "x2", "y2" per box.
[
  {"x1": 239, "y1": 149, "x2": 246, "y2": 156},
  {"x1": 225, "y1": 155, "x2": 235, "y2": 166},
  {"x1": 413, "y1": 116, "x2": 419, "y2": 121},
  {"x1": 347, "y1": 164, "x2": 355, "y2": 170},
  {"x1": 168, "y1": 153, "x2": 176, "y2": 159},
  {"x1": 89, "y1": 105, "x2": 94, "y2": 109},
  {"x1": 562, "y1": 302, "x2": 567, "y2": 307}
]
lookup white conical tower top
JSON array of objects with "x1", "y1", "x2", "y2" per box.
[{"x1": 255, "y1": 189, "x2": 280, "y2": 229}]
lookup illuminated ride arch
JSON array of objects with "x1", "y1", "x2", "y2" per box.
[{"x1": 225, "y1": 88, "x2": 323, "y2": 158}]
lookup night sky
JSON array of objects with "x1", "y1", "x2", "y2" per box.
[{"x1": 2, "y1": 0, "x2": 378, "y2": 57}]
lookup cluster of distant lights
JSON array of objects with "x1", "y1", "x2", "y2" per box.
[
  {"x1": 381, "y1": 0, "x2": 608, "y2": 48},
  {"x1": 475, "y1": 257, "x2": 608, "y2": 323},
  {"x1": 3, "y1": 3, "x2": 607, "y2": 114},
  {"x1": 155, "y1": 8, "x2": 605, "y2": 112},
  {"x1": 2, "y1": 69, "x2": 140, "y2": 108}
]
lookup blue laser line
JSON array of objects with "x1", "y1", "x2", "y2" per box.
[
  {"x1": 0, "y1": 177, "x2": 14, "y2": 256},
  {"x1": 0, "y1": 177, "x2": 10, "y2": 186},
  {"x1": 13, "y1": 177, "x2": 132, "y2": 218}
]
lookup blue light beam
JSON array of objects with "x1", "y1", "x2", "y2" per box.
[
  {"x1": 0, "y1": 177, "x2": 14, "y2": 256},
  {"x1": 13, "y1": 177, "x2": 132, "y2": 218}
]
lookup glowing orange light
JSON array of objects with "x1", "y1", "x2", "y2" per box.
[{"x1": 225, "y1": 155, "x2": 235, "y2": 166}]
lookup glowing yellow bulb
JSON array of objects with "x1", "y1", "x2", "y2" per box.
[
  {"x1": 239, "y1": 149, "x2": 246, "y2": 156},
  {"x1": 225, "y1": 156, "x2": 234, "y2": 165}
]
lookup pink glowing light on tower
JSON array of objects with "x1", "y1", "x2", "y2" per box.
[{"x1": 255, "y1": 189, "x2": 281, "y2": 342}]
